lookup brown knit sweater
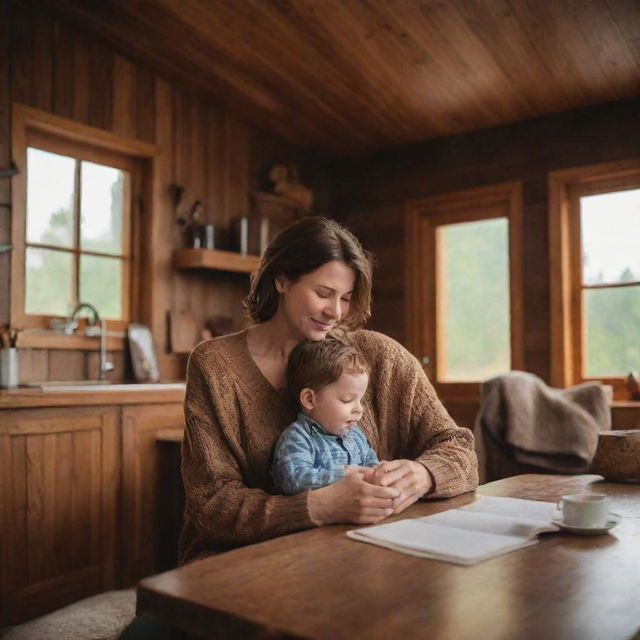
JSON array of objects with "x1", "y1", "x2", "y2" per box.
[{"x1": 179, "y1": 328, "x2": 478, "y2": 564}]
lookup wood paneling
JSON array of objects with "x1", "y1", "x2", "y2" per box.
[
  {"x1": 0, "y1": 406, "x2": 119, "y2": 624},
  {"x1": 10, "y1": 5, "x2": 34, "y2": 108},
  {"x1": 346, "y1": 203, "x2": 404, "y2": 343},
  {"x1": 71, "y1": 28, "x2": 91, "y2": 124},
  {"x1": 16, "y1": 348, "x2": 48, "y2": 383},
  {"x1": 47, "y1": 350, "x2": 85, "y2": 381},
  {"x1": 30, "y1": 12, "x2": 52, "y2": 112},
  {"x1": 0, "y1": 2, "x2": 12, "y2": 326},
  {"x1": 0, "y1": 0, "x2": 11, "y2": 208},
  {"x1": 87, "y1": 39, "x2": 113, "y2": 131},
  {"x1": 172, "y1": 90, "x2": 204, "y2": 318},
  {"x1": 135, "y1": 67, "x2": 156, "y2": 143},
  {"x1": 24, "y1": 0, "x2": 640, "y2": 155},
  {"x1": 112, "y1": 54, "x2": 137, "y2": 139},
  {"x1": 148, "y1": 77, "x2": 178, "y2": 378},
  {"x1": 51, "y1": 21, "x2": 74, "y2": 119}
]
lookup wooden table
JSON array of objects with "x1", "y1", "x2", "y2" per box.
[{"x1": 138, "y1": 474, "x2": 640, "y2": 640}]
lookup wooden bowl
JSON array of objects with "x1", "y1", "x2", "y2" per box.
[{"x1": 591, "y1": 430, "x2": 640, "y2": 483}]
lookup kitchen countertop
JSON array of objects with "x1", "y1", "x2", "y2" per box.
[{"x1": 0, "y1": 382, "x2": 186, "y2": 408}]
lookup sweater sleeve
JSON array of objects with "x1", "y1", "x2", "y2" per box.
[
  {"x1": 362, "y1": 332, "x2": 479, "y2": 499},
  {"x1": 181, "y1": 350, "x2": 314, "y2": 555},
  {"x1": 402, "y1": 346, "x2": 478, "y2": 497}
]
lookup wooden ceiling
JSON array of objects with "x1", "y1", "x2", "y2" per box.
[{"x1": 31, "y1": 0, "x2": 640, "y2": 156}]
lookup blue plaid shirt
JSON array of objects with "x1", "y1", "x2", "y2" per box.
[{"x1": 271, "y1": 413, "x2": 379, "y2": 494}]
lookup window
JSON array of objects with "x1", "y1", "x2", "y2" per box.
[
  {"x1": 11, "y1": 104, "x2": 158, "y2": 346},
  {"x1": 406, "y1": 182, "x2": 524, "y2": 399},
  {"x1": 550, "y1": 160, "x2": 640, "y2": 395},
  {"x1": 438, "y1": 217, "x2": 511, "y2": 381},
  {"x1": 25, "y1": 146, "x2": 130, "y2": 321}
]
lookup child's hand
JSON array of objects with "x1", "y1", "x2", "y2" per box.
[
  {"x1": 344, "y1": 464, "x2": 370, "y2": 478},
  {"x1": 345, "y1": 465, "x2": 378, "y2": 484},
  {"x1": 372, "y1": 459, "x2": 432, "y2": 514},
  {"x1": 368, "y1": 461, "x2": 390, "y2": 486}
]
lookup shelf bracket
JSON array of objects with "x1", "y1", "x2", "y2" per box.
[{"x1": 0, "y1": 162, "x2": 19, "y2": 178}]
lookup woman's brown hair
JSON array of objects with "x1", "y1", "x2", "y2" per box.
[{"x1": 243, "y1": 216, "x2": 373, "y2": 330}]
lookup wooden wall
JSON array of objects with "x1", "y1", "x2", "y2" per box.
[
  {"x1": 1, "y1": 2, "x2": 327, "y2": 383},
  {"x1": 337, "y1": 95, "x2": 640, "y2": 384},
  {"x1": 0, "y1": 1, "x2": 11, "y2": 326}
]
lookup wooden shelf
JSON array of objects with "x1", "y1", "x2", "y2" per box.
[{"x1": 172, "y1": 248, "x2": 260, "y2": 274}]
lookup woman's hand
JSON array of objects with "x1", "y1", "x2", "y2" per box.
[
  {"x1": 308, "y1": 473, "x2": 400, "y2": 526},
  {"x1": 372, "y1": 460, "x2": 432, "y2": 514}
]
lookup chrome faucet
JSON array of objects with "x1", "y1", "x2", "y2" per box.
[{"x1": 56, "y1": 303, "x2": 115, "y2": 381}]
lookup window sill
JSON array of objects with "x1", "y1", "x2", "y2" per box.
[{"x1": 16, "y1": 329, "x2": 126, "y2": 351}]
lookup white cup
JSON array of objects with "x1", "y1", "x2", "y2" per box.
[
  {"x1": 0, "y1": 348, "x2": 19, "y2": 389},
  {"x1": 557, "y1": 493, "x2": 610, "y2": 528}
]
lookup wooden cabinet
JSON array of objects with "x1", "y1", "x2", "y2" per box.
[
  {"x1": 0, "y1": 386, "x2": 185, "y2": 626},
  {"x1": 0, "y1": 406, "x2": 119, "y2": 624},
  {"x1": 121, "y1": 403, "x2": 184, "y2": 585}
]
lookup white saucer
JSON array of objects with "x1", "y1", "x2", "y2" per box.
[{"x1": 552, "y1": 512, "x2": 622, "y2": 536}]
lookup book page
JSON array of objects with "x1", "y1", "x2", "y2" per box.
[
  {"x1": 347, "y1": 520, "x2": 537, "y2": 565},
  {"x1": 459, "y1": 496, "x2": 560, "y2": 524},
  {"x1": 347, "y1": 496, "x2": 561, "y2": 565},
  {"x1": 418, "y1": 509, "x2": 557, "y2": 539}
]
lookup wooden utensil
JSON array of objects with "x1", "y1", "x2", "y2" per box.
[{"x1": 169, "y1": 311, "x2": 199, "y2": 354}]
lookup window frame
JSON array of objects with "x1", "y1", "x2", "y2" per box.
[
  {"x1": 11, "y1": 104, "x2": 159, "y2": 349},
  {"x1": 549, "y1": 159, "x2": 640, "y2": 397},
  {"x1": 24, "y1": 130, "x2": 135, "y2": 328},
  {"x1": 405, "y1": 181, "x2": 525, "y2": 401}
]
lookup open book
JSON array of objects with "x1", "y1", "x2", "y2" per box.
[{"x1": 347, "y1": 496, "x2": 561, "y2": 565}]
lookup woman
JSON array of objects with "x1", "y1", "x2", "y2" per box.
[{"x1": 179, "y1": 216, "x2": 478, "y2": 564}]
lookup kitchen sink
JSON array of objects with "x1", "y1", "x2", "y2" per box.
[
  {"x1": 24, "y1": 380, "x2": 113, "y2": 387},
  {"x1": 22, "y1": 381, "x2": 186, "y2": 392}
]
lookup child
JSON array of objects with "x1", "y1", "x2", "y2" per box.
[{"x1": 272, "y1": 336, "x2": 379, "y2": 494}]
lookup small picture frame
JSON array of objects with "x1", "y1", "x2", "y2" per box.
[{"x1": 127, "y1": 324, "x2": 160, "y2": 383}]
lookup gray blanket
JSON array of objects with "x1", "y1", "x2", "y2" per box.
[{"x1": 475, "y1": 371, "x2": 611, "y2": 481}]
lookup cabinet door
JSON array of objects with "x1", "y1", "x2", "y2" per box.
[
  {"x1": 121, "y1": 403, "x2": 184, "y2": 585},
  {"x1": 0, "y1": 406, "x2": 118, "y2": 625}
]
